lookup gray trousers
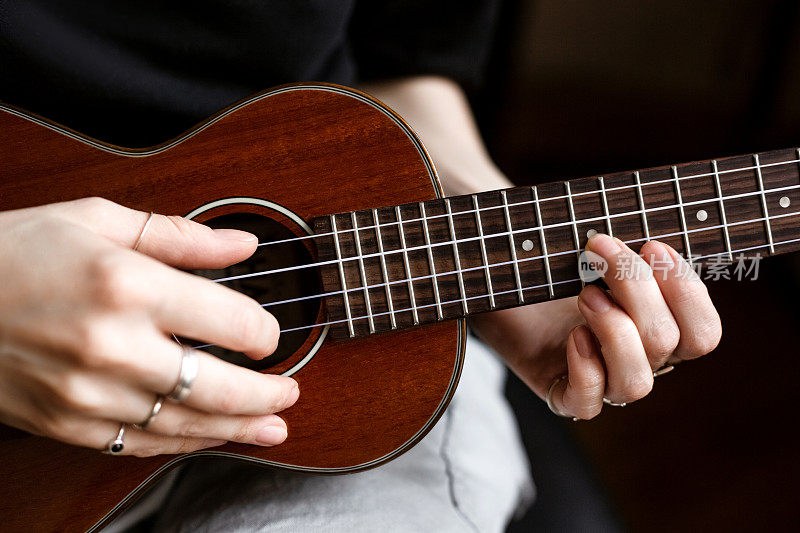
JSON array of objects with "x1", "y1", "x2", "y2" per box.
[{"x1": 116, "y1": 337, "x2": 534, "y2": 532}]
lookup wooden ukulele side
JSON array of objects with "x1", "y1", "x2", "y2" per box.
[{"x1": 0, "y1": 84, "x2": 465, "y2": 532}]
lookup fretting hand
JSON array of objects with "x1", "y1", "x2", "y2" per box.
[
  {"x1": 472, "y1": 232, "x2": 722, "y2": 420},
  {"x1": 0, "y1": 198, "x2": 297, "y2": 455}
]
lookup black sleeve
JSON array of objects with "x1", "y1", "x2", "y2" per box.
[{"x1": 349, "y1": 0, "x2": 502, "y2": 90}]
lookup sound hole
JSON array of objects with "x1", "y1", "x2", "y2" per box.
[{"x1": 192, "y1": 212, "x2": 321, "y2": 371}]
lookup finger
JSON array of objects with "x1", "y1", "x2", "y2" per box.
[
  {"x1": 640, "y1": 240, "x2": 722, "y2": 360},
  {"x1": 89, "y1": 249, "x2": 280, "y2": 358},
  {"x1": 42, "y1": 415, "x2": 227, "y2": 457},
  {"x1": 585, "y1": 233, "x2": 680, "y2": 369},
  {"x1": 143, "y1": 259, "x2": 280, "y2": 358},
  {"x1": 577, "y1": 285, "x2": 653, "y2": 404},
  {"x1": 550, "y1": 325, "x2": 605, "y2": 420},
  {"x1": 144, "y1": 403, "x2": 289, "y2": 446},
  {"x1": 54, "y1": 197, "x2": 257, "y2": 269},
  {"x1": 125, "y1": 339, "x2": 300, "y2": 417}
]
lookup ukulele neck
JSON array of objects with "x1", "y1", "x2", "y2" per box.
[{"x1": 313, "y1": 148, "x2": 800, "y2": 340}]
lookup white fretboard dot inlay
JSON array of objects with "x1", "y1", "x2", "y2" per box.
[
  {"x1": 586, "y1": 229, "x2": 598, "y2": 239},
  {"x1": 780, "y1": 196, "x2": 791, "y2": 208},
  {"x1": 696, "y1": 209, "x2": 708, "y2": 222},
  {"x1": 522, "y1": 239, "x2": 534, "y2": 252}
]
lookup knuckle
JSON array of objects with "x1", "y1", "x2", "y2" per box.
[
  {"x1": 230, "y1": 304, "x2": 267, "y2": 348},
  {"x1": 684, "y1": 316, "x2": 723, "y2": 358},
  {"x1": 644, "y1": 319, "x2": 680, "y2": 358},
  {"x1": 176, "y1": 414, "x2": 206, "y2": 438},
  {"x1": 72, "y1": 318, "x2": 115, "y2": 368},
  {"x1": 76, "y1": 196, "x2": 115, "y2": 215},
  {"x1": 89, "y1": 253, "x2": 143, "y2": 310},
  {"x1": 576, "y1": 404, "x2": 602, "y2": 420},
  {"x1": 621, "y1": 371, "x2": 654, "y2": 402},
  {"x1": 216, "y1": 387, "x2": 245, "y2": 415}
]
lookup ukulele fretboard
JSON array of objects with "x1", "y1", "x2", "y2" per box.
[{"x1": 313, "y1": 147, "x2": 800, "y2": 339}]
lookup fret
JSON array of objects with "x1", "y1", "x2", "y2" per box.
[
  {"x1": 501, "y1": 190, "x2": 525, "y2": 303},
  {"x1": 394, "y1": 206, "x2": 419, "y2": 325},
  {"x1": 329, "y1": 215, "x2": 355, "y2": 337},
  {"x1": 753, "y1": 154, "x2": 776, "y2": 254},
  {"x1": 444, "y1": 199, "x2": 468, "y2": 314},
  {"x1": 564, "y1": 182, "x2": 585, "y2": 288},
  {"x1": 634, "y1": 171, "x2": 651, "y2": 240},
  {"x1": 597, "y1": 176, "x2": 613, "y2": 237},
  {"x1": 419, "y1": 202, "x2": 444, "y2": 319},
  {"x1": 532, "y1": 186, "x2": 555, "y2": 298},
  {"x1": 711, "y1": 160, "x2": 734, "y2": 261},
  {"x1": 372, "y1": 209, "x2": 396, "y2": 329},
  {"x1": 672, "y1": 165, "x2": 693, "y2": 262},
  {"x1": 472, "y1": 194, "x2": 496, "y2": 309},
  {"x1": 350, "y1": 212, "x2": 375, "y2": 333}
]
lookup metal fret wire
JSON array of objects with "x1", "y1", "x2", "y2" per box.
[
  {"x1": 419, "y1": 202, "x2": 443, "y2": 319},
  {"x1": 711, "y1": 160, "x2": 734, "y2": 261},
  {"x1": 472, "y1": 194, "x2": 496, "y2": 308},
  {"x1": 329, "y1": 215, "x2": 354, "y2": 337},
  {"x1": 598, "y1": 176, "x2": 613, "y2": 237},
  {"x1": 501, "y1": 190, "x2": 525, "y2": 303},
  {"x1": 672, "y1": 165, "x2": 693, "y2": 264},
  {"x1": 754, "y1": 154, "x2": 776, "y2": 254},
  {"x1": 350, "y1": 212, "x2": 375, "y2": 333},
  {"x1": 252, "y1": 157, "x2": 800, "y2": 250},
  {"x1": 564, "y1": 181, "x2": 585, "y2": 288},
  {"x1": 395, "y1": 206, "x2": 419, "y2": 324},
  {"x1": 444, "y1": 199, "x2": 469, "y2": 314},
  {"x1": 214, "y1": 179, "x2": 800, "y2": 284},
  {"x1": 372, "y1": 208, "x2": 397, "y2": 329},
  {"x1": 634, "y1": 171, "x2": 651, "y2": 240}
]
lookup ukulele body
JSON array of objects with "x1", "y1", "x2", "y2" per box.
[{"x1": 0, "y1": 84, "x2": 465, "y2": 532}]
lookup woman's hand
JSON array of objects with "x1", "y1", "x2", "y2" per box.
[
  {"x1": 472, "y1": 233, "x2": 722, "y2": 420},
  {"x1": 0, "y1": 198, "x2": 298, "y2": 456}
]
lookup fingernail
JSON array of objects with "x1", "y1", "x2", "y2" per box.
[
  {"x1": 256, "y1": 424, "x2": 288, "y2": 445},
  {"x1": 644, "y1": 241, "x2": 674, "y2": 269},
  {"x1": 580, "y1": 286, "x2": 611, "y2": 313},
  {"x1": 572, "y1": 325, "x2": 596, "y2": 359},
  {"x1": 214, "y1": 228, "x2": 257, "y2": 243},
  {"x1": 285, "y1": 381, "x2": 300, "y2": 406},
  {"x1": 586, "y1": 233, "x2": 622, "y2": 257}
]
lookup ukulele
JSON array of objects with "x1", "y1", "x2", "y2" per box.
[{"x1": 1, "y1": 83, "x2": 798, "y2": 532}]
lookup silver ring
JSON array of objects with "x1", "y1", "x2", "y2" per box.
[
  {"x1": 168, "y1": 346, "x2": 199, "y2": 402},
  {"x1": 132, "y1": 212, "x2": 155, "y2": 251},
  {"x1": 546, "y1": 375, "x2": 578, "y2": 421},
  {"x1": 103, "y1": 424, "x2": 126, "y2": 455},
  {"x1": 133, "y1": 395, "x2": 165, "y2": 429}
]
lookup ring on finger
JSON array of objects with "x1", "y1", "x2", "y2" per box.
[
  {"x1": 168, "y1": 345, "x2": 199, "y2": 402},
  {"x1": 103, "y1": 424, "x2": 126, "y2": 455},
  {"x1": 604, "y1": 364, "x2": 676, "y2": 406},
  {"x1": 133, "y1": 395, "x2": 165, "y2": 430},
  {"x1": 546, "y1": 375, "x2": 578, "y2": 422},
  {"x1": 132, "y1": 212, "x2": 155, "y2": 251}
]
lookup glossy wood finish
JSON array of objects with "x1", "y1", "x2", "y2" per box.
[{"x1": 0, "y1": 85, "x2": 465, "y2": 532}]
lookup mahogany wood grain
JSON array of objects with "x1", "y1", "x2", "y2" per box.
[{"x1": 0, "y1": 84, "x2": 465, "y2": 532}]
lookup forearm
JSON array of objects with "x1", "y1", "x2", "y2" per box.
[{"x1": 361, "y1": 76, "x2": 512, "y2": 196}]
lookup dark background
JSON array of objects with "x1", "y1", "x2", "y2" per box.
[{"x1": 479, "y1": 1, "x2": 800, "y2": 531}]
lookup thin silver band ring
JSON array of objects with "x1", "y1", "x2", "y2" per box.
[
  {"x1": 546, "y1": 375, "x2": 578, "y2": 421},
  {"x1": 133, "y1": 395, "x2": 165, "y2": 429},
  {"x1": 169, "y1": 346, "x2": 199, "y2": 402},
  {"x1": 132, "y1": 212, "x2": 155, "y2": 251}
]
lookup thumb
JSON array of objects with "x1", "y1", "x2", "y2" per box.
[{"x1": 53, "y1": 197, "x2": 258, "y2": 269}]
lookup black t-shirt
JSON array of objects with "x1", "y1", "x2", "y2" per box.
[{"x1": 0, "y1": 0, "x2": 500, "y2": 146}]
